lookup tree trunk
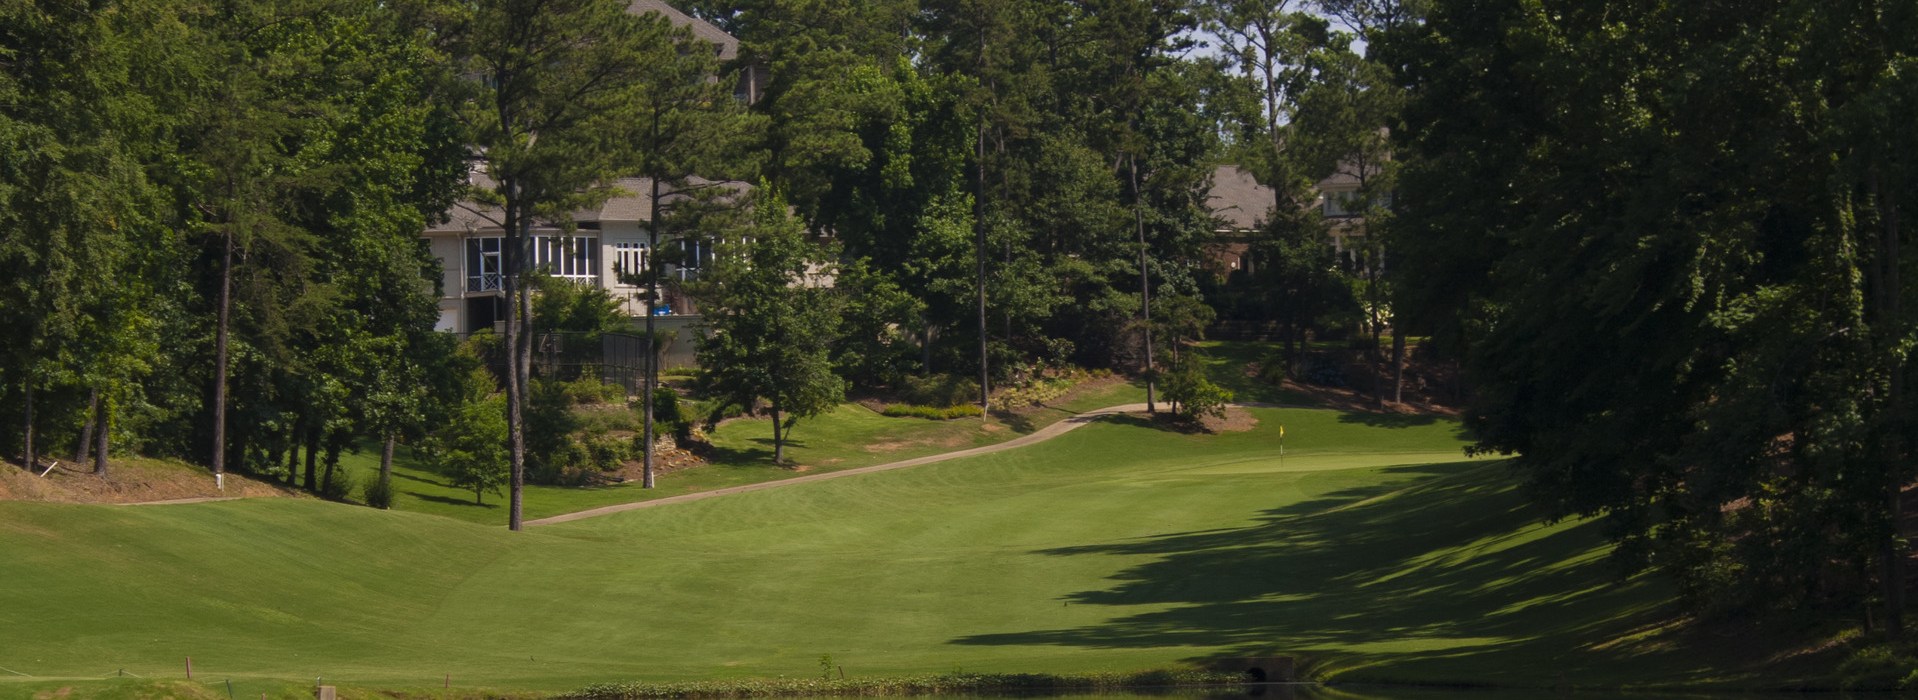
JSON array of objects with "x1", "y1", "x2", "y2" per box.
[
  {"x1": 93, "y1": 394, "x2": 109, "y2": 476},
  {"x1": 76, "y1": 388, "x2": 98, "y2": 464},
  {"x1": 22, "y1": 381, "x2": 35, "y2": 470},
  {"x1": 503, "y1": 181, "x2": 528, "y2": 531},
  {"x1": 266, "y1": 429, "x2": 284, "y2": 482},
  {"x1": 974, "y1": 117, "x2": 990, "y2": 413},
  {"x1": 1392, "y1": 329, "x2": 1407, "y2": 405},
  {"x1": 921, "y1": 322, "x2": 934, "y2": 374},
  {"x1": 1886, "y1": 488, "x2": 1905, "y2": 638},
  {"x1": 286, "y1": 414, "x2": 304, "y2": 486},
  {"x1": 515, "y1": 249, "x2": 533, "y2": 511},
  {"x1": 771, "y1": 405, "x2": 784, "y2": 464},
  {"x1": 303, "y1": 424, "x2": 319, "y2": 492},
  {"x1": 212, "y1": 230, "x2": 234, "y2": 477},
  {"x1": 642, "y1": 130, "x2": 661, "y2": 490},
  {"x1": 1134, "y1": 156, "x2": 1155, "y2": 414},
  {"x1": 1872, "y1": 170, "x2": 1906, "y2": 637},
  {"x1": 1284, "y1": 312, "x2": 1299, "y2": 379},
  {"x1": 379, "y1": 433, "x2": 395, "y2": 505},
  {"x1": 1368, "y1": 259, "x2": 1385, "y2": 409},
  {"x1": 321, "y1": 437, "x2": 340, "y2": 498}
]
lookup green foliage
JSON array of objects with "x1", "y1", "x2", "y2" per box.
[
  {"x1": 695, "y1": 190, "x2": 847, "y2": 463},
  {"x1": 649, "y1": 388, "x2": 685, "y2": 426},
  {"x1": 526, "y1": 379, "x2": 585, "y2": 483},
  {"x1": 1161, "y1": 353, "x2": 1233, "y2": 423},
  {"x1": 643, "y1": 387, "x2": 687, "y2": 439},
  {"x1": 988, "y1": 373, "x2": 1076, "y2": 412},
  {"x1": 362, "y1": 473, "x2": 395, "y2": 510},
  {"x1": 1388, "y1": 0, "x2": 1918, "y2": 622},
  {"x1": 427, "y1": 369, "x2": 510, "y2": 505},
  {"x1": 533, "y1": 274, "x2": 629, "y2": 343},
  {"x1": 319, "y1": 466, "x2": 356, "y2": 502},
  {"x1": 832, "y1": 260, "x2": 927, "y2": 389},
  {"x1": 879, "y1": 404, "x2": 984, "y2": 420},
  {"x1": 583, "y1": 430, "x2": 631, "y2": 473},
  {"x1": 897, "y1": 374, "x2": 981, "y2": 409},
  {"x1": 561, "y1": 377, "x2": 626, "y2": 406}
]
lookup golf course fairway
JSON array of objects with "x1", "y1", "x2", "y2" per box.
[{"x1": 2, "y1": 407, "x2": 1718, "y2": 696}]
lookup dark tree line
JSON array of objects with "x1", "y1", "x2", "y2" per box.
[
  {"x1": 1, "y1": 0, "x2": 1251, "y2": 517},
  {"x1": 1388, "y1": 0, "x2": 1918, "y2": 631},
  {"x1": 0, "y1": 0, "x2": 1548, "y2": 545},
  {"x1": 0, "y1": 0, "x2": 465, "y2": 504}
]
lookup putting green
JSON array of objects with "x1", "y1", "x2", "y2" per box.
[{"x1": 1, "y1": 407, "x2": 1715, "y2": 696}]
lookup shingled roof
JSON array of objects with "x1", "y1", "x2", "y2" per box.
[
  {"x1": 427, "y1": 171, "x2": 748, "y2": 233},
  {"x1": 1207, "y1": 165, "x2": 1276, "y2": 231},
  {"x1": 627, "y1": 0, "x2": 738, "y2": 61}
]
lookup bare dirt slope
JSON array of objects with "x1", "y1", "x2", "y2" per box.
[{"x1": 0, "y1": 457, "x2": 301, "y2": 504}]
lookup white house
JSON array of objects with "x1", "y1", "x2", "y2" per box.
[
  {"x1": 425, "y1": 176, "x2": 746, "y2": 334},
  {"x1": 422, "y1": 0, "x2": 752, "y2": 336},
  {"x1": 1204, "y1": 164, "x2": 1379, "y2": 276}
]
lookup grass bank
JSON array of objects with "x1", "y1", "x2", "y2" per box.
[
  {"x1": 0, "y1": 403, "x2": 1850, "y2": 697},
  {"x1": 336, "y1": 376, "x2": 1147, "y2": 525}
]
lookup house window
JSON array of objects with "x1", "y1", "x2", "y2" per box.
[
  {"x1": 533, "y1": 235, "x2": 599, "y2": 283},
  {"x1": 1323, "y1": 190, "x2": 1393, "y2": 218},
  {"x1": 613, "y1": 241, "x2": 649, "y2": 287},
  {"x1": 670, "y1": 238, "x2": 709, "y2": 280},
  {"x1": 1323, "y1": 191, "x2": 1359, "y2": 218},
  {"x1": 465, "y1": 237, "x2": 502, "y2": 292}
]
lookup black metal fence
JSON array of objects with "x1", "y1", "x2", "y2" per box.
[{"x1": 462, "y1": 318, "x2": 705, "y2": 397}]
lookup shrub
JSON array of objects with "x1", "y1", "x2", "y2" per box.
[
  {"x1": 430, "y1": 393, "x2": 510, "y2": 504},
  {"x1": 989, "y1": 376, "x2": 1071, "y2": 411},
  {"x1": 320, "y1": 467, "x2": 355, "y2": 502},
  {"x1": 655, "y1": 387, "x2": 683, "y2": 420},
  {"x1": 899, "y1": 374, "x2": 980, "y2": 408},
  {"x1": 629, "y1": 387, "x2": 687, "y2": 442},
  {"x1": 584, "y1": 431, "x2": 629, "y2": 472},
  {"x1": 527, "y1": 379, "x2": 583, "y2": 483},
  {"x1": 880, "y1": 403, "x2": 984, "y2": 420},
  {"x1": 362, "y1": 475, "x2": 394, "y2": 509},
  {"x1": 1162, "y1": 353, "x2": 1233, "y2": 422},
  {"x1": 1257, "y1": 348, "x2": 1291, "y2": 384},
  {"x1": 564, "y1": 377, "x2": 626, "y2": 405}
]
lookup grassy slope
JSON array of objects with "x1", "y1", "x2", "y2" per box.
[
  {"x1": 3, "y1": 405, "x2": 1796, "y2": 698},
  {"x1": 337, "y1": 378, "x2": 1148, "y2": 525}
]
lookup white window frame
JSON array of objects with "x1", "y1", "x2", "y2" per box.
[
  {"x1": 533, "y1": 235, "x2": 599, "y2": 284},
  {"x1": 613, "y1": 241, "x2": 649, "y2": 287},
  {"x1": 465, "y1": 237, "x2": 503, "y2": 292}
]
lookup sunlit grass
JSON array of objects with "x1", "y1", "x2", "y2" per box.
[{"x1": 3, "y1": 406, "x2": 1772, "y2": 698}]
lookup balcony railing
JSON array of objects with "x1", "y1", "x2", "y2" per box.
[{"x1": 466, "y1": 273, "x2": 503, "y2": 293}]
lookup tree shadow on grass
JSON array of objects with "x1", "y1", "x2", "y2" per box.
[
  {"x1": 1334, "y1": 411, "x2": 1441, "y2": 429},
  {"x1": 391, "y1": 470, "x2": 446, "y2": 486},
  {"x1": 1103, "y1": 413, "x2": 1213, "y2": 435},
  {"x1": 949, "y1": 460, "x2": 1727, "y2": 686},
  {"x1": 995, "y1": 408, "x2": 1041, "y2": 434},
  {"x1": 700, "y1": 443, "x2": 775, "y2": 466},
  {"x1": 407, "y1": 491, "x2": 498, "y2": 509}
]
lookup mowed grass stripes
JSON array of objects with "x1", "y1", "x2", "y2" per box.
[{"x1": 3, "y1": 408, "x2": 1729, "y2": 695}]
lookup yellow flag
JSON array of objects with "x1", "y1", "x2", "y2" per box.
[{"x1": 1279, "y1": 425, "x2": 1285, "y2": 439}]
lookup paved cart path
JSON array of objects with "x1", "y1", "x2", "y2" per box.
[{"x1": 525, "y1": 403, "x2": 1163, "y2": 526}]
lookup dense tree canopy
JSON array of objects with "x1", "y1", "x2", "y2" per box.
[
  {"x1": 20, "y1": 1, "x2": 1912, "y2": 644},
  {"x1": 1388, "y1": 0, "x2": 1918, "y2": 627}
]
